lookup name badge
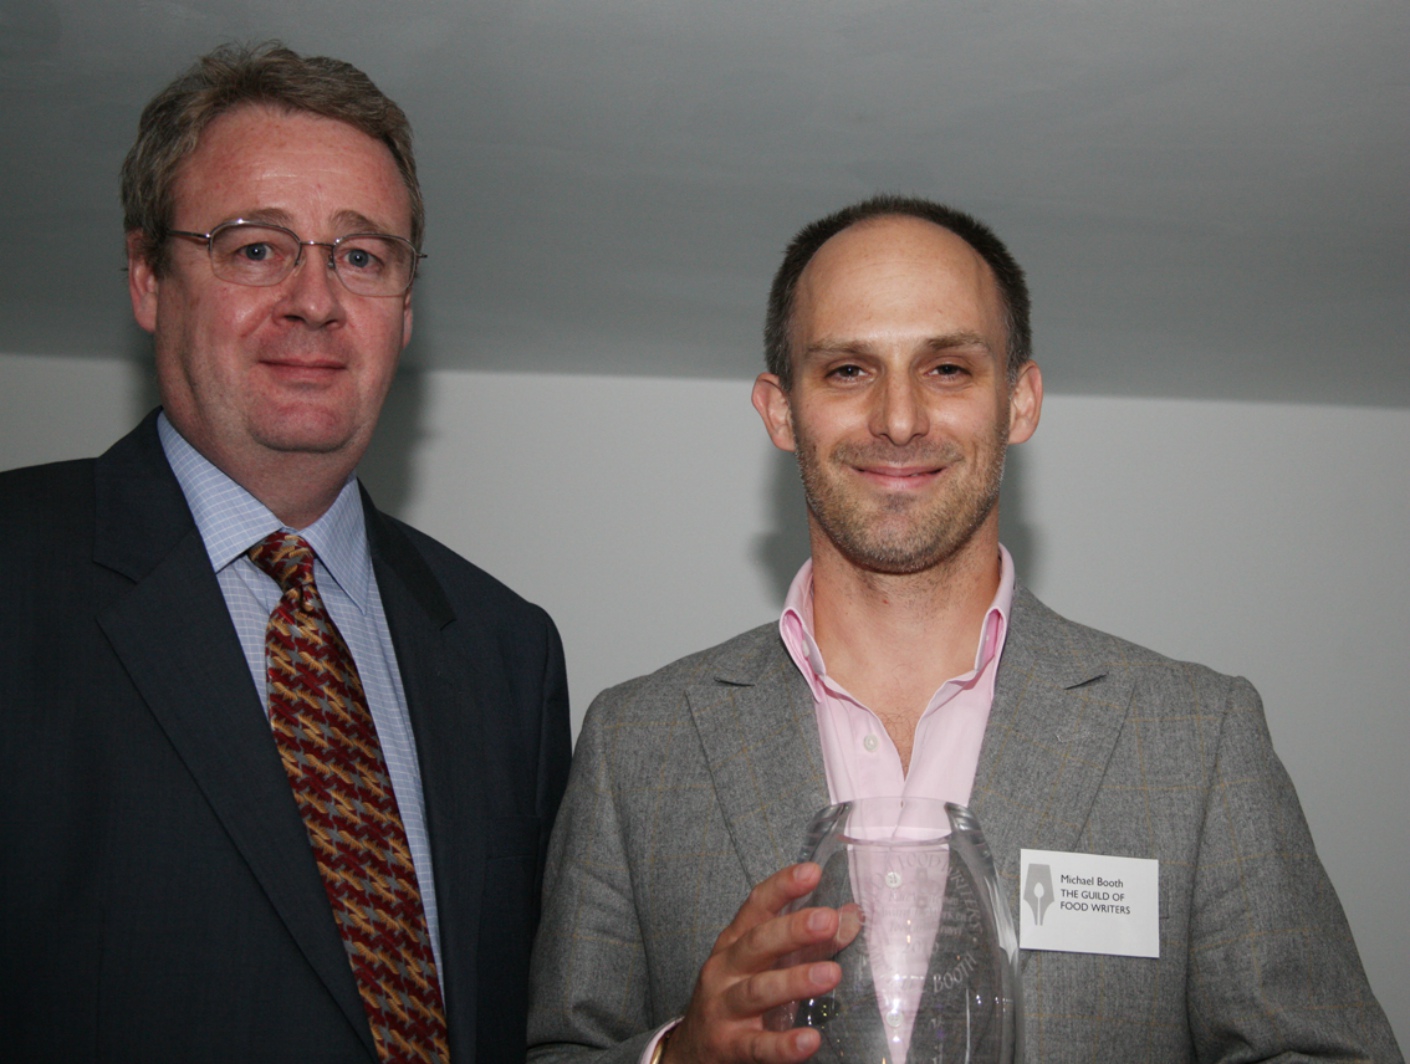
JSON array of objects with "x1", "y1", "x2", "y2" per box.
[{"x1": 1018, "y1": 849, "x2": 1159, "y2": 958}]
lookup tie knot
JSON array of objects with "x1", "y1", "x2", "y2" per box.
[{"x1": 249, "y1": 531, "x2": 317, "y2": 598}]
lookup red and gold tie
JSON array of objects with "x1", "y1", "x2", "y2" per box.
[{"x1": 249, "y1": 531, "x2": 449, "y2": 1064}]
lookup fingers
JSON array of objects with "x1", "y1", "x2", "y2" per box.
[
  {"x1": 699, "y1": 903, "x2": 843, "y2": 1023},
  {"x1": 674, "y1": 1025, "x2": 823, "y2": 1064},
  {"x1": 834, "y1": 902, "x2": 863, "y2": 951},
  {"x1": 728, "y1": 1025, "x2": 823, "y2": 1064},
  {"x1": 670, "y1": 1000, "x2": 828, "y2": 1064},
  {"x1": 720, "y1": 957, "x2": 841, "y2": 1020},
  {"x1": 666, "y1": 864, "x2": 846, "y2": 1064},
  {"x1": 727, "y1": 904, "x2": 843, "y2": 977},
  {"x1": 715, "y1": 863, "x2": 823, "y2": 953}
]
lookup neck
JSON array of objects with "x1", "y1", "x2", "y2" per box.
[
  {"x1": 207, "y1": 444, "x2": 356, "y2": 530},
  {"x1": 162, "y1": 411, "x2": 363, "y2": 529},
  {"x1": 808, "y1": 519, "x2": 1003, "y2": 766},
  {"x1": 244, "y1": 455, "x2": 355, "y2": 530}
]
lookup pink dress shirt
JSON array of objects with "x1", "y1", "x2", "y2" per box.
[
  {"x1": 639, "y1": 548, "x2": 1014, "y2": 1063},
  {"x1": 777, "y1": 547, "x2": 1014, "y2": 1064},
  {"x1": 780, "y1": 546, "x2": 1014, "y2": 808}
]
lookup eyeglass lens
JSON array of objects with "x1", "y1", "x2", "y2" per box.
[{"x1": 207, "y1": 224, "x2": 416, "y2": 295}]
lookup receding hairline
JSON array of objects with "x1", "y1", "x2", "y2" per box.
[
  {"x1": 785, "y1": 213, "x2": 1013, "y2": 362},
  {"x1": 799, "y1": 212, "x2": 1005, "y2": 283},
  {"x1": 765, "y1": 194, "x2": 1032, "y2": 389}
]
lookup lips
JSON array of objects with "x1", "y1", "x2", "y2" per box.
[
  {"x1": 835, "y1": 442, "x2": 961, "y2": 490},
  {"x1": 856, "y1": 463, "x2": 947, "y2": 490},
  {"x1": 261, "y1": 354, "x2": 345, "y2": 369},
  {"x1": 259, "y1": 357, "x2": 347, "y2": 387},
  {"x1": 859, "y1": 464, "x2": 942, "y2": 478},
  {"x1": 263, "y1": 360, "x2": 342, "y2": 369}
]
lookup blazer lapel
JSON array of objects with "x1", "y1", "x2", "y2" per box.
[
  {"x1": 686, "y1": 629, "x2": 832, "y2": 887},
  {"x1": 92, "y1": 417, "x2": 375, "y2": 1057},
  {"x1": 969, "y1": 587, "x2": 1135, "y2": 962},
  {"x1": 363, "y1": 499, "x2": 486, "y2": 1064}
]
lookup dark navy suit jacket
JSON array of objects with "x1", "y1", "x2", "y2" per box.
[{"x1": 1, "y1": 412, "x2": 572, "y2": 1063}]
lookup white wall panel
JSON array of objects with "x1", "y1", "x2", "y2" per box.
[{"x1": 4, "y1": 352, "x2": 1406, "y2": 1049}]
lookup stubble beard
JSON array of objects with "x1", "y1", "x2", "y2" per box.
[{"x1": 794, "y1": 422, "x2": 1009, "y2": 576}]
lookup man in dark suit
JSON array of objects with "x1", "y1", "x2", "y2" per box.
[
  {"x1": 527, "y1": 197, "x2": 1401, "y2": 1062},
  {"x1": 0, "y1": 43, "x2": 571, "y2": 1063}
]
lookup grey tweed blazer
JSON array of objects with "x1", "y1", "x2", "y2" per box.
[{"x1": 528, "y1": 588, "x2": 1401, "y2": 1063}]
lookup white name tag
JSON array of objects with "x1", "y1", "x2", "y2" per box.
[{"x1": 1018, "y1": 849, "x2": 1159, "y2": 958}]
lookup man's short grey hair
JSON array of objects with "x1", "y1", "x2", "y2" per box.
[{"x1": 121, "y1": 40, "x2": 422, "y2": 274}]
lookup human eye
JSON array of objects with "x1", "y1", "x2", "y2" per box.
[
  {"x1": 929, "y1": 361, "x2": 971, "y2": 383},
  {"x1": 336, "y1": 238, "x2": 390, "y2": 276},
  {"x1": 826, "y1": 362, "x2": 868, "y2": 382},
  {"x1": 235, "y1": 241, "x2": 275, "y2": 262},
  {"x1": 212, "y1": 226, "x2": 291, "y2": 275}
]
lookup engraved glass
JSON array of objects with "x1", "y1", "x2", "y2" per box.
[{"x1": 765, "y1": 798, "x2": 1022, "y2": 1064}]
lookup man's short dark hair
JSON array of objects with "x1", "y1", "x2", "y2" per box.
[
  {"x1": 764, "y1": 194, "x2": 1031, "y2": 389},
  {"x1": 121, "y1": 40, "x2": 423, "y2": 274}
]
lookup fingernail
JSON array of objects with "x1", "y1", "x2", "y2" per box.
[
  {"x1": 809, "y1": 963, "x2": 834, "y2": 986},
  {"x1": 807, "y1": 910, "x2": 830, "y2": 932}
]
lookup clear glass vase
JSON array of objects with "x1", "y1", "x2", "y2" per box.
[{"x1": 764, "y1": 798, "x2": 1022, "y2": 1064}]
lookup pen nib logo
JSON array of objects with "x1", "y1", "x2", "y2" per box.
[{"x1": 1024, "y1": 863, "x2": 1054, "y2": 926}]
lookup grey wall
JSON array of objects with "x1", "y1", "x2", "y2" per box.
[
  {"x1": 5, "y1": 0, "x2": 1408, "y2": 405},
  {"x1": 4, "y1": 351, "x2": 1408, "y2": 1049}
]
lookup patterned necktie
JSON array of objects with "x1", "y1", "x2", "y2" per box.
[{"x1": 249, "y1": 531, "x2": 449, "y2": 1064}]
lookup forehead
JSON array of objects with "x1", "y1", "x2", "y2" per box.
[
  {"x1": 792, "y1": 215, "x2": 1006, "y2": 346},
  {"x1": 172, "y1": 104, "x2": 412, "y2": 235}
]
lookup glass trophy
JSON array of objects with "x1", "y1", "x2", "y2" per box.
[{"x1": 764, "y1": 798, "x2": 1022, "y2": 1064}]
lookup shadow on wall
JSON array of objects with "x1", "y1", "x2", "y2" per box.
[
  {"x1": 357, "y1": 367, "x2": 426, "y2": 519},
  {"x1": 126, "y1": 324, "x2": 161, "y2": 422},
  {"x1": 751, "y1": 440, "x2": 1043, "y2": 607},
  {"x1": 753, "y1": 449, "x2": 811, "y2": 605},
  {"x1": 999, "y1": 445, "x2": 1041, "y2": 588}
]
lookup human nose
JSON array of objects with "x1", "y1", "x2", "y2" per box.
[
  {"x1": 279, "y1": 242, "x2": 346, "y2": 326},
  {"x1": 871, "y1": 371, "x2": 929, "y2": 445}
]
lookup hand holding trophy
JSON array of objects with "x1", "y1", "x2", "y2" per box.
[{"x1": 764, "y1": 799, "x2": 1022, "y2": 1064}]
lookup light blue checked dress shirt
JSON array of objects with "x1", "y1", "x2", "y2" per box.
[{"x1": 157, "y1": 413, "x2": 444, "y2": 984}]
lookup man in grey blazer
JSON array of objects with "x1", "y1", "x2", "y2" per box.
[{"x1": 528, "y1": 196, "x2": 1400, "y2": 1063}]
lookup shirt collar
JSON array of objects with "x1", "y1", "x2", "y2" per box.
[
  {"x1": 779, "y1": 544, "x2": 1016, "y2": 698},
  {"x1": 157, "y1": 411, "x2": 373, "y2": 610}
]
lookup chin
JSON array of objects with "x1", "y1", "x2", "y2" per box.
[
  {"x1": 836, "y1": 508, "x2": 994, "y2": 576},
  {"x1": 845, "y1": 543, "x2": 951, "y2": 576},
  {"x1": 250, "y1": 413, "x2": 361, "y2": 457}
]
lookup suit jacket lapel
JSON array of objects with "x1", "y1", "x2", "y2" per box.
[
  {"x1": 92, "y1": 417, "x2": 375, "y2": 1057},
  {"x1": 363, "y1": 498, "x2": 486, "y2": 1063},
  {"x1": 686, "y1": 629, "x2": 831, "y2": 887},
  {"x1": 969, "y1": 587, "x2": 1135, "y2": 962}
]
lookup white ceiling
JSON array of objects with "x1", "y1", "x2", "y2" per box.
[{"x1": 2, "y1": 0, "x2": 1406, "y2": 405}]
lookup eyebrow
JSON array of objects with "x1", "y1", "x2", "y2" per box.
[
  {"x1": 227, "y1": 208, "x2": 295, "y2": 228},
  {"x1": 803, "y1": 331, "x2": 997, "y2": 358},
  {"x1": 216, "y1": 208, "x2": 402, "y2": 237},
  {"x1": 332, "y1": 209, "x2": 399, "y2": 235}
]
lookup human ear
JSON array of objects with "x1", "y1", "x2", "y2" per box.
[
  {"x1": 127, "y1": 232, "x2": 160, "y2": 335},
  {"x1": 751, "y1": 373, "x2": 797, "y2": 453},
  {"x1": 400, "y1": 290, "x2": 414, "y2": 348},
  {"x1": 1007, "y1": 360, "x2": 1043, "y2": 445}
]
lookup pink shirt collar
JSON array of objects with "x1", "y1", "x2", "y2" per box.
[{"x1": 779, "y1": 546, "x2": 1016, "y2": 806}]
